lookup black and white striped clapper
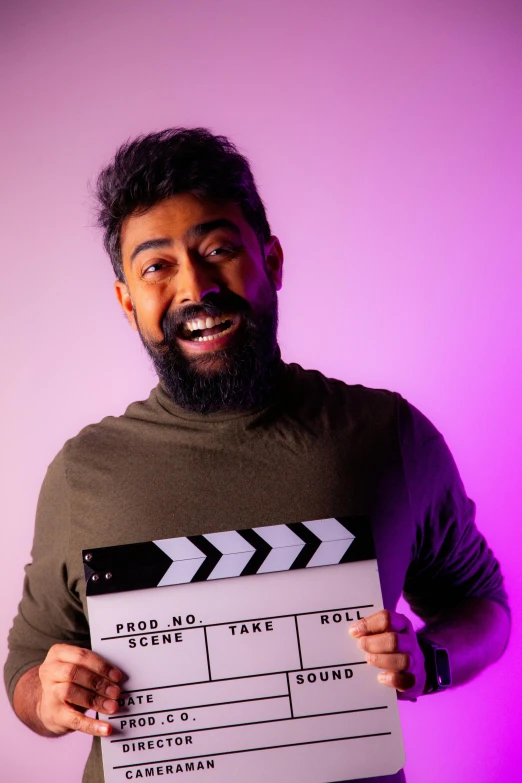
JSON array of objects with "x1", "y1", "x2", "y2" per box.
[{"x1": 84, "y1": 516, "x2": 375, "y2": 596}]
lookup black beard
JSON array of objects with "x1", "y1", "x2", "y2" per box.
[{"x1": 135, "y1": 289, "x2": 281, "y2": 414}]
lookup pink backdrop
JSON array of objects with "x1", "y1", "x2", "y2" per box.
[{"x1": 1, "y1": 1, "x2": 520, "y2": 781}]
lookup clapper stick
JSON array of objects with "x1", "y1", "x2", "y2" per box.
[{"x1": 84, "y1": 517, "x2": 374, "y2": 595}]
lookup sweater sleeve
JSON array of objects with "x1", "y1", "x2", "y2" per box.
[
  {"x1": 397, "y1": 396, "x2": 510, "y2": 619},
  {"x1": 4, "y1": 449, "x2": 90, "y2": 706}
]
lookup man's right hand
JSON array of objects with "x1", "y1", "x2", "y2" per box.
[{"x1": 34, "y1": 643, "x2": 122, "y2": 736}]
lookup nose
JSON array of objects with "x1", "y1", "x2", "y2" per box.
[{"x1": 174, "y1": 255, "x2": 220, "y2": 305}]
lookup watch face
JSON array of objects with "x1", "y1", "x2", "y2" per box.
[{"x1": 435, "y1": 648, "x2": 452, "y2": 687}]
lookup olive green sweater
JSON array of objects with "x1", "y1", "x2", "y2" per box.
[{"x1": 5, "y1": 363, "x2": 508, "y2": 782}]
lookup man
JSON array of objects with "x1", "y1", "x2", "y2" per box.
[{"x1": 5, "y1": 128, "x2": 510, "y2": 783}]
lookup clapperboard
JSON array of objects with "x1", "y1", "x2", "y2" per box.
[{"x1": 84, "y1": 517, "x2": 405, "y2": 782}]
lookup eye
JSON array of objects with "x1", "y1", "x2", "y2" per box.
[
  {"x1": 142, "y1": 261, "x2": 166, "y2": 276},
  {"x1": 207, "y1": 247, "x2": 230, "y2": 257},
  {"x1": 206, "y1": 244, "x2": 239, "y2": 259}
]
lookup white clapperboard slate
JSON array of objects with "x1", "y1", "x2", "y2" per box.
[{"x1": 84, "y1": 517, "x2": 405, "y2": 782}]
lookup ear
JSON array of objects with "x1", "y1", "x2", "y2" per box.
[
  {"x1": 114, "y1": 280, "x2": 138, "y2": 331},
  {"x1": 264, "y1": 236, "x2": 284, "y2": 291}
]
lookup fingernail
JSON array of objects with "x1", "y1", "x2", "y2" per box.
[
  {"x1": 105, "y1": 685, "x2": 119, "y2": 699},
  {"x1": 102, "y1": 699, "x2": 116, "y2": 713},
  {"x1": 378, "y1": 672, "x2": 390, "y2": 684},
  {"x1": 109, "y1": 668, "x2": 122, "y2": 682},
  {"x1": 349, "y1": 624, "x2": 362, "y2": 637},
  {"x1": 98, "y1": 723, "x2": 110, "y2": 735}
]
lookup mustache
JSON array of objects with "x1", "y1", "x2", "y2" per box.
[{"x1": 159, "y1": 291, "x2": 251, "y2": 345}]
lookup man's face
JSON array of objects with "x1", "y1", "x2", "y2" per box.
[{"x1": 116, "y1": 194, "x2": 284, "y2": 412}]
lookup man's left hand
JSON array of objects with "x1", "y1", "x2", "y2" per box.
[{"x1": 349, "y1": 610, "x2": 426, "y2": 700}]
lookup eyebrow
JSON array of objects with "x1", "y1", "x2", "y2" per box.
[
  {"x1": 130, "y1": 238, "x2": 172, "y2": 262},
  {"x1": 129, "y1": 219, "x2": 242, "y2": 263}
]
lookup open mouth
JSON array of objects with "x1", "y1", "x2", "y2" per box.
[{"x1": 178, "y1": 313, "x2": 240, "y2": 343}]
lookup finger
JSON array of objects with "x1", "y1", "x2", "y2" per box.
[
  {"x1": 365, "y1": 652, "x2": 411, "y2": 672},
  {"x1": 357, "y1": 631, "x2": 413, "y2": 654},
  {"x1": 55, "y1": 661, "x2": 120, "y2": 700},
  {"x1": 377, "y1": 670, "x2": 416, "y2": 692},
  {"x1": 49, "y1": 645, "x2": 122, "y2": 683},
  {"x1": 55, "y1": 682, "x2": 119, "y2": 715},
  {"x1": 349, "y1": 610, "x2": 410, "y2": 637},
  {"x1": 59, "y1": 704, "x2": 113, "y2": 736}
]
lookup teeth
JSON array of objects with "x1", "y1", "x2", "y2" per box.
[
  {"x1": 184, "y1": 315, "x2": 232, "y2": 332},
  {"x1": 190, "y1": 321, "x2": 236, "y2": 342}
]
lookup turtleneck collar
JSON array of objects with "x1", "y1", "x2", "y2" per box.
[{"x1": 153, "y1": 358, "x2": 289, "y2": 425}]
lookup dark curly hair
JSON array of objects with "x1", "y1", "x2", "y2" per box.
[{"x1": 95, "y1": 127, "x2": 272, "y2": 281}]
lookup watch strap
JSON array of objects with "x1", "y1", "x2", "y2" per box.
[{"x1": 417, "y1": 634, "x2": 452, "y2": 694}]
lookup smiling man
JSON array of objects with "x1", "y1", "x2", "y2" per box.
[
  {"x1": 5, "y1": 128, "x2": 510, "y2": 783},
  {"x1": 115, "y1": 193, "x2": 283, "y2": 413}
]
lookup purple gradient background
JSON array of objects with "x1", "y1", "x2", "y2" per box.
[{"x1": 1, "y1": 1, "x2": 521, "y2": 781}]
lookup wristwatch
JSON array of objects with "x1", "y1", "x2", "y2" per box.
[{"x1": 417, "y1": 635, "x2": 452, "y2": 694}]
